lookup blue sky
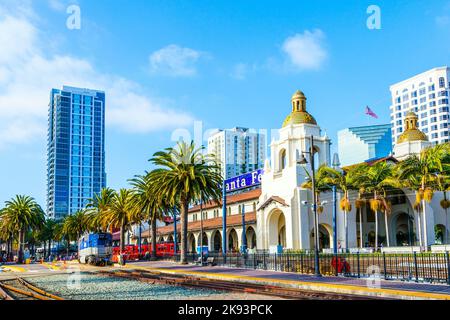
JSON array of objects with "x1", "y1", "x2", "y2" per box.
[{"x1": 0, "y1": 0, "x2": 449, "y2": 207}]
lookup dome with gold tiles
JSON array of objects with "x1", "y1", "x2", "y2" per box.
[
  {"x1": 397, "y1": 111, "x2": 428, "y2": 144},
  {"x1": 282, "y1": 90, "x2": 317, "y2": 127}
]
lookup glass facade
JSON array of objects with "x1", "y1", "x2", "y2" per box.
[
  {"x1": 47, "y1": 86, "x2": 106, "y2": 220},
  {"x1": 338, "y1": 124, "x2": 392, "y2": 167}
]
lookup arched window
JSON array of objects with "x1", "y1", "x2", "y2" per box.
[{"x1": 280, "y1": 149, "x2": 287, "y2": 170}]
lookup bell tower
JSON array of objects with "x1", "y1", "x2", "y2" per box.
[{"x1": 257, "y1": 89, "x2": 331, "y2": 251}]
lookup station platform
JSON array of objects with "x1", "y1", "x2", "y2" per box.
[{"x1": 125, "y1": 260, "x2": 450, "y2": 300}]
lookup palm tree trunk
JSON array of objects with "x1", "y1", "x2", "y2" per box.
[
  {"x1": 385, "y1": 210, "x2": 390, "y2": 247},
  {"x1": 48, "y1": 240, "x2": 51, "y2": 260},
  {"x1": 444, "y1": 191, "x2": 448, "y2": 245},
  {"x1": 120, "y1": 222, "x2": 125, "y2": 255},
  {"x1": 66, "y1": 237, "x2": 70, "y2": 258},
  {"x1": 7, "y1": 238, "x2": 11, "y2": 261},
  {"x1": 417, "y1": 210, "x2": 423, "y2": 247},
  {"x1": 344, "y1": 211, "x2": 348, "y2": 253},
  {"x1": 151, "y1": 218, "x2": 157, "y2": 260},
  {"x1": 180, "y1": 197, "x2": 188, "y2": 265},
  {"x1": 359, "y1": 208, "x2": 363, "y2": 248},
  {"x1": 422, "y1": 199, "x2": 428, "y2": 248},
  {"x1": 375, "y1": 211, "x2": 378, "y2": 251},
  {"x1": 18, "y1": 229, "x2": 24, "y2": 264}
]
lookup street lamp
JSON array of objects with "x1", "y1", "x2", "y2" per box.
[{"x1": 297, "y1": 135, "x2": 321, "y2": 277}]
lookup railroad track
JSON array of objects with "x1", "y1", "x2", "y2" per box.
[
  {"x1": 97, "y1": 269, "x2": 378, "y2": 300},
  {"x1": 0, "y1": 277, "x2": 64, "y2": 301}
]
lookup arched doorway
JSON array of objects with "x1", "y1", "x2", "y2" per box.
[
  {"x1": 228, "y1": 229, "x2": 239, "y2": 252},
  {"x1": 435, "y1": 224, "x2": 446, "y2": 244},
  {"x1": 267, "y1": 209, "x2": 286, "y2": 248},
  {"x1": 167, "y1": 234, "x2": 174, "y2": 242},
  {"x1": 158, "y1": 236, "x2": 165, "y2": 243},
  {"x1": 197, "y1": 232, "x2": 208, "y2": 248},
  {"x1": 212, "y1": 230, "x2": 222, "y2": 252},
  {"x1": 310, "y1": 224, "x2": 331, "y2": 250},
  {"x1": 368, "y1": 231, "x2": 376, "y2": 247},
  {"x1": 246, "y1": 226, "x2": 257, "y2": 249},
  {"x1": 187, "y1": 233, "x2": 196, "y2": 253},
  {"x1": 394, "y1": 213, "x2": 414, "y2": 246}
]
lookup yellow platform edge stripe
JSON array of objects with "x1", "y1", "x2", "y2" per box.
[
  {"x1": 126, "y1": 265, "x2": 450, "y2": 300},
  {"x1": 0, "y1": 266, "x2": 26, "y2": 272}
]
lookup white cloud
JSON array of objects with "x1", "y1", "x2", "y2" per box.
[
  {"x1": 281, "y1": 29, "x2": 327, "y2": 71},
  {"x1": 436, "y1": 15, "x2": 450, "y2": 27},
  {"x1": 230, "y1": 63, "x2": 253, "y2": 80},
  {"x1": 47, "y1": 0, "x2": 66, "y2": 12},
  {"x1": 0, "y1": 7, "x2": 194, "y2": 150},
  {"x1": 149, "y1": 44, "x2": 204, "y2": 77}
]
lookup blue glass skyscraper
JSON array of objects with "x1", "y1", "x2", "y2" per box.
[
  {"x1": 47, "y1": 86, "x2": 106, "y2": 220},
  {"x1": 338, "y1": 124, "x2": 392, "y2": 167}
]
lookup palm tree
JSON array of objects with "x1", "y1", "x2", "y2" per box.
[
  {"x1": 86, "y1": 187, "x2": 115, "y2": 233},
  {"x1": 129, "y1": 173, "x2": 167, "y2": 260},
  {"x1": 301, "y1": 164, "x2": 335, "y2": 250},
  {"x1": 59, "y1": 210, "x2": 88, "y2": 257},
  {"x1": 98, "y1": 189, "x2": 135, "y2": 254},
  {"x1": 149, "y1": 141, "x2": 222, "y2": 264},
  {"x1": 38, "y1": 219, "x2": 58, "y2": 259},
  {"x1": 436, "y1": 173, "x2": 450, "y2": 244},
  {"x1": 1, "y1": 195, "x2": 45, "y2": 263},
  {"x1": 351, "y1": 162, "x2": 394, "y2": 251},
  {"x1": 396, "y1": 144, "x2": 448, "y2": 247}
]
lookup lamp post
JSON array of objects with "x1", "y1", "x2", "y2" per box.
[
  {"x1": 332, "y1": 153, "x2": 341, "y2": 255},
  {"x1": 200, "y1": 196, "x2": 204, "y2": 265},
  {"x1": 297, "y1": 135, "x2": 321, "y2": 277}
]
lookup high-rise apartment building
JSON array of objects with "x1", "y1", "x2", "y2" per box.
[
  {"x1": 338, "y1": 124, "x2": 392, "y2": 167},
  {"x1": 47, "y1": 86, "x2": 106, "y2": 220},
  {"x1": 207, "y1": 127, "x2": 266, "y2": 179},
  {"x1": 390, "y1": 67, "x2": 450, "y2": 146}
]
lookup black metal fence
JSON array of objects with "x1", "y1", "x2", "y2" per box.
[{"x1": 167, "y1": 251, "x2": 450, "y2": 285}]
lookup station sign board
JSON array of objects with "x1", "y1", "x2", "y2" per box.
[{"x1": 224, "y1": 169, "x2": 264, "y2": 193}]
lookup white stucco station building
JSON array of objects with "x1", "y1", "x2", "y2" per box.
[{"x1": 143, "y1": 90, "x2": 449, "y2": 253}]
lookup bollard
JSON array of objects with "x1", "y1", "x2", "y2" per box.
[
  {"x1": 446, "y1": 252, "x2": 450, "y2": 286},
  {"x1": 357, "y1": 252, "x2": 361, "y2": 278},
  {"x1": 414, "y1": 252, "x2": 419, "y2": 283}
]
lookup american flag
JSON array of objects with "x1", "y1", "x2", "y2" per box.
[{"x1": 365, "y1": 106, "x2": 378, "y2": 119}]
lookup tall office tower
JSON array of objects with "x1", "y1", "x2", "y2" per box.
[
  {"x1": 338, "y1": 124, "x2": 392, "y2": 166},
  {"x1": 390, "y1": 66, "x2": 450, "y2": 146},
  {"x1": 207, "y1": 127, "x2": 266, "y2": 179},
  {"x1": 47, "y1": 86, "x2": 106, "y2": 220}
]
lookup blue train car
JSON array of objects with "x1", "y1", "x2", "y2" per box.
[{"x1": 78, "y1": 233, "x2": 113, "y2": 265}]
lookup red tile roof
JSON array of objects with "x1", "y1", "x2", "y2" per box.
[
  {"x1": 258, "y1": 196, "x2": 288, "y2": 210},
  {"x1": 137, "y1": 211, "x2": 257, "y2": 238},
  {"x1": 188, "y1": 188, "x2": 261, "y2": 213}
]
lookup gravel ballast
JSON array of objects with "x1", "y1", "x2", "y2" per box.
[{"x1": 27, "y1": 272, "x2": 227, "y2": 300}]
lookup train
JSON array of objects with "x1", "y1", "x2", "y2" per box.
[
  {"x1": 112, "y1": 242, "x2": 177, "y2": 262},
  {"x1": 78, "y1": 232, "x2": 113, "y2": 265}
]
